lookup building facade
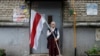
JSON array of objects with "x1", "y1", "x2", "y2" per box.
[
  {"x1": 63, "y1": 0, "x2": 100, "y2": 56},
  {"x1": 0, "y1": 0, "x2": 29, "y2": 56},
  {"x1": 0, "y1": 0, "x2": 100, "y2": 56}
]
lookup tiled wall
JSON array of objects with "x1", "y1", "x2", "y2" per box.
[
  {"x1": 0, "y1": 0, "x2": 25, "y2": 21},
  {"x1": 64, "y1": 0, "x2": 100, "y2": 22}
]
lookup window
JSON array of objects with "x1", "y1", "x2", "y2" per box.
[{"x1": 48, "y1": 15, "x2": 53, "y2": 24}]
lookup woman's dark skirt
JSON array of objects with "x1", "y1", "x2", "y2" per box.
[{"x1": 47, "y1": 37, "x2": 59, "y2": 56}]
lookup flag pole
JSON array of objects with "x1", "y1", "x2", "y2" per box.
[
  {"x1": 71, "y1": 0, "x2": 77, "y2": 56},
  {"x1": 45, "y1": 21, "x2": 61, "y2": 56},
  {"x1": 73, "y1": 11, "x2": 77, "y2": 56}
]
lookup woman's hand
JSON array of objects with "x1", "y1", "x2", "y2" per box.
[{"x1": 55, "y1": 38, "x2": 58, "y2": 41}]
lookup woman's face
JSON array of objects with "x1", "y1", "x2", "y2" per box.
[{"x1": 50, "y1": 22, "x2": 56, "y2": 28}]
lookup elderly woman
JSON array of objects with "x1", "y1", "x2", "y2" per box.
[{"x1": 47, "y1": 21, "x2": 60, "y2": 56}]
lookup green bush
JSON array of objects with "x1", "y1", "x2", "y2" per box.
[
  {"x1": 87, "y1": 47, "x2": 100, "y2": 55},
  {"x1": 0, "y1": 49, "x2": 6, "y2": 56}
]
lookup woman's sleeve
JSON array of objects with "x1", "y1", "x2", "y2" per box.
[
  {"x1": 57, "y1": 30, "x2": 60, "y2": 39},
  {"x1": 47, "y1": 30, "x2": 51, "y2": 37}
]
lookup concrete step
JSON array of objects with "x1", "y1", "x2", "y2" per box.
[
  {"x1": 30, "y1": 54, "x2": 49, "y2": 56},
  {"x1": 30, "y1": 54, "x2": 62, "y2": 56}
]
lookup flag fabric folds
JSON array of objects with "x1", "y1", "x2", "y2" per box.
[{"x1": 30, "y1": 10, "x2": 45, "y2": 49}]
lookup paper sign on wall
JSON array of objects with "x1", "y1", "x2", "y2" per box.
[
  {"x1": 96, "y1": 28, "x2": 100, "y2": 41},
  {"x1": 86, "y1": 3, "x2": 98, "y2": 15},
  {"x1": 13, "y1": 5, "x2": 29, "y2": 22}
]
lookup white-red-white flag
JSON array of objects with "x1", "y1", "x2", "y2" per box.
[{"x1": 30, "y1": 10, "x2": 45, "y2": 49}]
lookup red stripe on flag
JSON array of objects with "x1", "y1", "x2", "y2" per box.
[{"x1": 30, "y1": 13, "x2": 41, "y2": 48}]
